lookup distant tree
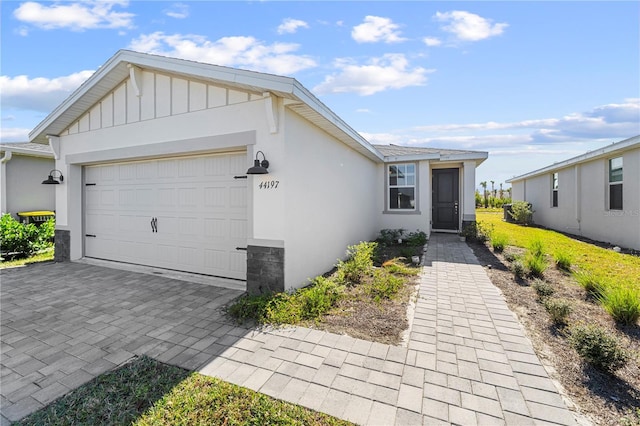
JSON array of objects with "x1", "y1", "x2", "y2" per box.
[
  {"x1": 480, "y1": 181, "x2": 488, "y2": 208},
  {"x1": 499, "y1": 183, "x2": 504, "y2": 199}
]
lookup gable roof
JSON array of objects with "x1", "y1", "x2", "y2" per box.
[
  {"x1": 375, "y1": 144, "x2": 488, "y2": 164},
  {"x1": 0, "y1": 142, "x2": 54, "y2": 158},
  {"x1": 506, "y1": 135, "x2": 640, "y2": 183},
  {"x1": 29, "y1": 49, "x2": 383, "y2": 162}
]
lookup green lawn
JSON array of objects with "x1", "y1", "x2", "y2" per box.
[
  {"x1": 16, "y1": 356, "x2": 352, "y2": 426},
  {"x1": 0, "y1": 249, "x2": 54, "y2": 269},
  {"x1": 476, "y1": 209, "x2": 640, "y2": 287}
]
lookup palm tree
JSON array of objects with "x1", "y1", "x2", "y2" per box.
[
  {"x1": 490, "y1": 180, "x2": 495, "y2": 198},
  {"x1": 480, "y1": 181, "x2": 488, "y2": 208}
]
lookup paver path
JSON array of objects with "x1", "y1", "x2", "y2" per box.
[
  {"x1": 200, "y1": 234, "x2": 579, "y2": 425},
  {"x1": 1, "y1": 234, "x2": 580, "y2": 425}
]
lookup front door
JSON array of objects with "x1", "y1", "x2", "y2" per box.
[{"x1": 432, "y1": 168, "x2": 459, "y2": 230}]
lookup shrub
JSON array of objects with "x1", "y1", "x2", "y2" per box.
[
  {"x1": 526, "y1": 253, "x2": 547, "y2": 278},
  {"x1": 510, "y1": 259, "x2": 526, "y2": 279},
  {"x1": 0, "y1": 214, "x2": 40, "y2": 256},
  {"x1": 227, "y1": 293, "x2": 273, "y2": 324},
  {"x1": 599, "y1": 285, "x2": 640, "y2": 326},
  {"x1": 554, "y1": 250, "x2": 573, "y2": 271},
  {"x1": 377, "y1": 229, "x2": 404, "y2": 246},
  {"x1": 544, "y1": 298, "x2": 573, "y2": 325},
  {"x1": 508, "y1": 201, "x2": 534, "y2": 225},
  {"x1": 460, "y1": 221, "x2": 492, "y2": 243},
  {"x1": 569, "y1": 323, "x2": 628, "y2": 372},
  {"x1": 299, "y1": 277, "x2": 343, "y2": 320},
  {"x1": 405, "y1": 231, "x2": 427, "y2": 247},
  {"x1": 573, "y1": 271, "x2": 605, "y2": 299},
  {"x1": 532, "y1": 278, "x2": 554, "y2": 299},
  {"x1": 491, "y1": 233, "x2": 509, "y2": 252},
  {"x1": 367, "y1": 269, "x2": 404, "y2": 302},
  {"x1": 336, "y1": 241, "x2": 377, "y2": 285},
  {"x1": 503, "y1": 251, "x2": 518, "y2": 262}
]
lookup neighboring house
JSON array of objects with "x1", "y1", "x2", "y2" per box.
[
  {"x1": 0, "y1": 142, "x2": 55, "y2": 219},
  {"x1": 507, "y1": 135, "x2": 640, "y2": 250},
  {"x1": 28, "y1": 50, "x2": 487, "y2": 293}
]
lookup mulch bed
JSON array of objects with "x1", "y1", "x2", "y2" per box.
[{"x1": 469, "y1": 241, "x2": 639, "y2": 425}]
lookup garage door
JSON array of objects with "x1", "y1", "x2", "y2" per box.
[{"x1": 84, "y1": 152, "x2": 247, "y2": 280}]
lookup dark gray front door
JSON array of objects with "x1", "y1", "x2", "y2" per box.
[{"x1": 432, "y1": 168, "x2": 459, "y2": 230}]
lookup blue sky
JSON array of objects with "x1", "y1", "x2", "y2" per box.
[{"x1": 1, "y1": 1, "x2": 638, "y2": 188}]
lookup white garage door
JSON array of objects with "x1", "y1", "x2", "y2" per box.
[{"x1": 84, "y1": 152, "x2": 247, "y2": 280}]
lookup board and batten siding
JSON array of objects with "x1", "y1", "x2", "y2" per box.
[{"x1": 61, "y1": 70, "x2": 264, "y2": 136}]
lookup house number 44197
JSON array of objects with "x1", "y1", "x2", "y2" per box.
[{"x1": 258, "y1": 180, "x2": 279, "y2": 189}]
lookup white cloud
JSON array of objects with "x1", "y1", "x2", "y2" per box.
[
  {"x1": 13, "y1": 1, "x2": 134, "y2": 32},
  {"x1": 423, "y1": 37, "x2": 442, "y2": 47},
  {"x1": 277, "y1": 18, "x2": 309, "y2": 35},
  {"x1": 356, "y1": 108, "x2": 371, "y2": 113},
  {"x1": 352, "y1": 16, "x2": 407, "y2": 44},
  {"x1": 0, "y1": 71, "x2": 94, "y2": 112},
  {"x1": 435, "y1": 11, "x2": 507, "y2": 42},
  {"x1": 313, "y1": 54, "x2": 432, "y2": 96},
  {"x1": 164, "y1": 3, "x2": 189, "y2": 19},
  {"x1": 128, "y1": 32, "x2": 316, "y2": 75},
  {"x1": 0, "y1": 127, "x2": 31, "y2": 142}
]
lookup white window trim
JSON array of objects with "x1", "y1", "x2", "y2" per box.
[
  {"x1": 551, "y1": 172, "x2": 558, "y2": 208},
  {"x1": 385, "y1": 162, "x2": 419, "y2": 213},
  {"x1": 608, "y1": 157, "x2": 623, "y2": 210}
]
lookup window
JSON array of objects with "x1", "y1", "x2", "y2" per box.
[
  {"x1": 552, "y1": 172, "x2": 558, "y2": 207},
  {"x1": 388, "y1": 164, "x2": 415, "y2": 210},
  {"x1": 609, "y1": 157, "x2": 623, "y2": 210}
]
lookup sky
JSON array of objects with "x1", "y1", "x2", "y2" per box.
[{"x1": 1, "y1": 1, "x2": 639, "y2": 189}]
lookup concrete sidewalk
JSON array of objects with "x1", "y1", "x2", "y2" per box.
[
  {"x1": 1, "y1": 234, "x2": 580, "y2": 425},
  {"x1": 199, "y1": 234, "x2": 579, "y2": 425}
]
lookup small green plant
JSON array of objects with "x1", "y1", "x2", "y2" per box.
[
  {"x1": 336, "y1": 241, "x2": 377, "y2": 285},
  {"x1": 508, "y1": 200, "x2": 534, "y2": 225},
  {"x1": 526, "y1": 253, "x2": 547, "y2": 278},
  {"x1": 599, "y1": 284, "x2": 640, "y2": 326},
  {"x1": 543, "y1": 298, "x2": 573, "y2": 325},
  {"x1": 503, "y1": 251, "x2": 518, "y2": 262},
  {"x1": 569, "y1": 323, "x2": 628, "y2": 372},
  {"x1": 553, "y1": 249, "x2": 573, "y2": 271},
  {"x1": 573, "y1": 271, "x2": 605, "y2": 299},
  {"x1": 377, "y1": 229, "x2": 404, "y2": 245},
  {"x1": 532, "y1": 278, "x2": 554, "y2": 299},
  {"x1": 528, "y1": 239, "x2": 545, "y2": 258},
  {"x1": 299, "y1": 277, "x2": 343, "y2": 320},
  {"x1": 405, "y1": 231, "x2": 427, "y2": 247},
  {"x1": 510, "y1": 258, "x2": 526, "y2": 279},
  {"x1": 491, "y1": 233, "x2": 509, "y2": 252},
  {"x1": 460, "y1": 221, "x2": 492, "y2": 243},
  {"x1": 367, "y1": 269, "x2": 404, "y2": 302}
]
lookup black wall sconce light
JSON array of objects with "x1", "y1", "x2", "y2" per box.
[
  {"x1": 42, "y1": 169, "x2": 64, "y2": 185},
  {"x1": 246, "y1": 151, "x2": 269, "y2": 175}
]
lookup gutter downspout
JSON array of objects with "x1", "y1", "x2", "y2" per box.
[{"x1": 0, "y1": 150, "x2": 12, "y2": 213}]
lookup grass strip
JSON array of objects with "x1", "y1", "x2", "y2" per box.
[{"x1": 15, "y1": 356, "x2": 351, "y2": 426}]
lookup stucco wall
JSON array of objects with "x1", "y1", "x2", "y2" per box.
[
  {"x1": 3, "y1": 155, "x2": 55, "y2": 217},
  {"x1": 281, "y1": 109, "x2": 379, "y2": 290},
  {"x1": 511, "y1": 147, "x2": 640, "y2": 250}
]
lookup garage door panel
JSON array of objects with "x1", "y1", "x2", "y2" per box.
[{"x1": 84, "y1": 153, "x2": 247, "y2": 280}]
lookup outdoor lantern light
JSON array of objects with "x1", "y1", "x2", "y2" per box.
[
  {"x1": 246, "y1": 151, "x2": 269, "y2": 175},
  {"x1": 42, "y1": 169, "x2": 64, "y2": 185}
]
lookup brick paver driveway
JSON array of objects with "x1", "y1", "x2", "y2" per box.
[{"x1": 0, "y1": 262, "x2": 244, "y2": 423}]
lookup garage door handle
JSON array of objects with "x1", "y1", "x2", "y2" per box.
[
  {"x1": 236, "y1": 247, "x2": 247, "y2": 251},
  {"x1": 151, "y1": 217, "x2": 158, "y2": 233}
]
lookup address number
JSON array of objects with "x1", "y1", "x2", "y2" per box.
[{"x1": 258, "y1": 180, "x2": 280, "y2": 189}]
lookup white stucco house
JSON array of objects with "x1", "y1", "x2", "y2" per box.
[
  {"x1": 28, "y1": 50, "x2": 487, "y2": 293},
  {"x1": 507, "y1": 135, "x2": 640, "y2": 250},
  {"x1": 0, "y1": 142, "x2": 55, "y2": 219}
]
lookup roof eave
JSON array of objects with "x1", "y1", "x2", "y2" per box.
[{"x1": 506, "y1": 135, "x2": 640, "y2": 183}]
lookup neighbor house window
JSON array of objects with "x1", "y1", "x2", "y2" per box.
[
  {"x1": 388, "y1": 163, "x2": 415, "y2": 210},
  {"x1": 551, "y1": 172, "x2": 558, "y2": 207},
  {"x1": 609, "y1": 157, "x2": 623, "y2": 210}
]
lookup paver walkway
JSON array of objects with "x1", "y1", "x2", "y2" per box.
[
  {"x1": 1, "y1": 234, "x2": 580, "y2": 425},
  {"x1": 200, "y1": 234, "x2": 579, "y2": 425}
]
